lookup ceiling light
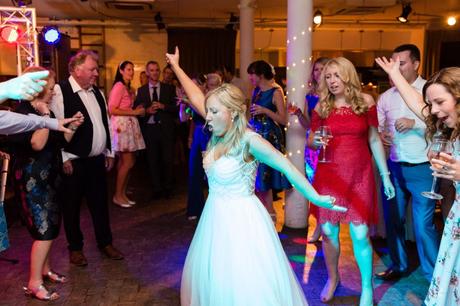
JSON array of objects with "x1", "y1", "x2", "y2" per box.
[
  {"x1": 397, "y1": 3, "x2": 412, "y2": 23},
  {"x1": 154, "y1": 12, "x2": 165, "y2": 30},
  {"x1": 225, "y1": 13, "x2": 239, "y2": 31},
  {"x1": 313, "y1": 10, "x2": 323, "y2": 26},
  {"x1": 447, "y1": 16, "x2": 457, "y2": 26}
]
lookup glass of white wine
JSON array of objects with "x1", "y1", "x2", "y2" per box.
[
  {"x1": 421, "y1": 139, "x2": 453, "y2": 200},
  {"x1": 317, "y1": 125, "x2": 333, "y2": 163}
]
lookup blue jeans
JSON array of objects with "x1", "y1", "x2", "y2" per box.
[{"x1": 384, "y1": 160, "x2": 440, "y2": 280}]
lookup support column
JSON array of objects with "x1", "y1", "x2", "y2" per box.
[
  {"x1": 284, "y1": 0, "x2": 313, "y2": 228},
  {"x1": 239, "y1": 0, "x2": 255, "y2": 97}
]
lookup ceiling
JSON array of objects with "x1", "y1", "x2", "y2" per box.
[{"x1": 0, "y1": 0, "x2": 459, "y2": 28}]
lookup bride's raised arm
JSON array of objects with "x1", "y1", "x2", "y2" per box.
[
  {"x1": 375, "y1": 56, "x2": 427, "y2": 120},
  {"x1": 166, "y1": 47, "x2": 206, "y2": 118}
]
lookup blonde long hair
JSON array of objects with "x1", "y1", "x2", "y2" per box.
[
  {"x1": 205, "y1": 83, "x2": 248, "y2": 156},
  {"x1": 317, "y1": 57, "x2": 367, "y2": 118}
]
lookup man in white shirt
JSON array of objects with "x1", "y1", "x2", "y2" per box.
[
  {"x1": 376, "y1": 44, "x2": 439, "y2": 281},
  {"x1": 51, "y1": 50, "x2": 123, "y2": 266}
]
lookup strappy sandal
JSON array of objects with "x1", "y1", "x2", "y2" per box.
[
  {"x1": 43, "y1": 270, "x2": 68, "y2": 283},
  {"x1": 23, "y1": 284, "x2": 59, "y2": 301}
]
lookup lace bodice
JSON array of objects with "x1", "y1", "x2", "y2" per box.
[{"x1": 203, "y1": 133, "x2": 259, "y2": 197}]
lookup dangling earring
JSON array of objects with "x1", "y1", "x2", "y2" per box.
[{"x1": 231, "y1": 116, "x2": 235, "y2": 123}]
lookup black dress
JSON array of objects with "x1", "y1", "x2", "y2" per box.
[{"x1": 9, "y1": 102, "x2": 65, "y2": 240}]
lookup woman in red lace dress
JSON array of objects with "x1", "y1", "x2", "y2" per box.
[{"x1": 308, "y1": 57, "x2": 395, "y2": 306}]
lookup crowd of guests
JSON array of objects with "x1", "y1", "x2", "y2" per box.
[{"x1": 0, "y1": 42, "x2": 458, "y2": 305}]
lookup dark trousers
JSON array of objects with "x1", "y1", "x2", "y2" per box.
[
  {"x1": 60, "y1": 154, "x2": 112, "y2": 251},
  {"x1": 187, "y1": 125, "x2": 209, "y2": 217},
  {"x1": 143, "y1": 124, "x2": 175, "y2": 194}
]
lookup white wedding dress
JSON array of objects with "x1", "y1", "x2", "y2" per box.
[{"x1": 181, "y1": 132, "x2": 308, "y2": 306}]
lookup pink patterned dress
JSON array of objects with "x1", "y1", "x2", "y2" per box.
[
  {"x1": 109, "y1": 82, "x2": 145, "y2": 152},
  {"x1": 312, "y1": 105, "x2": 378, "y2": 225}
]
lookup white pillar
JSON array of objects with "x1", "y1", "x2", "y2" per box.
[
  {"x1": 239, "y1": 0, "x2": 255, "y2": 97},
  {"x1": 284, "y1": 0, "x2": 313, "y2": 228}
]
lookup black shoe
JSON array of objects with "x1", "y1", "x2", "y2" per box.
[{"x1": 375, "y1": 268, "x2": 406, "y2": 281}]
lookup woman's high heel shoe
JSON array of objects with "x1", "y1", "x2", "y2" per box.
[
  {"x1": 43, "y1": 270, "x2": 67, "y2": 283},
  {"x1": 113, "y1": 197, "x2": 132, "y2": 208},
  {"x1": 24, "y1": 284, "x2": 59, "y2": 301},
  {"x1": 320, "y1": 278, "x2": 340, "y2": 303}
]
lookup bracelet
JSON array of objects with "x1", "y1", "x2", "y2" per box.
[
  {"x1": 42, "y1": 112, "x2": 50, "y2": 117},
  {"x1": 380, "y1": 171, "x2": 391, "y2": 177}
]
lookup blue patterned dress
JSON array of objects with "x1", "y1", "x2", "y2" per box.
[
  {"x1": 304, "y1": 94, "x2": 320, "y2": 182},
  {"x1": 249, "y1": 87, "x2": 290, "y2": 192},
  {"x1": 0, "y1": 205, "x2": 8, "y2": 252},
  {"x1": 425, "y1": 142, "x2": 460, "y2": 305},
  {"x1": 9, "y1": 102, "x2": 64, "y2": 241}
]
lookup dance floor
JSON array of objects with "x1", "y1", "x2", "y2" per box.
[{"x1": 0, "y1": 160, "x2": 430, "y2": 305}]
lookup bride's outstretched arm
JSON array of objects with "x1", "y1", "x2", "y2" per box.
[
  {"x1": 166, "y1": 47, "x2": 206, "y2": 118},
  {"x1": 375, "y1": 56, "x2": 427, "y2": 120},
  {"x1": 247, "y1": 133, "x2": 346, "y2": 212}
]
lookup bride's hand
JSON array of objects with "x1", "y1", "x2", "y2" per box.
[
  {"x1": 316, "y1": 195, "x2": 347, "y2": 212},
  {"x1": 166, "y1": 46, "x2": 180, "y2": 67}
]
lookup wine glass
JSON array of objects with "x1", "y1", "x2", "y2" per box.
[
  {"x1": 421, "y1": 139, "x2": 453, "y2": 200},
  {"x1": 288, "y1": 102, "x2": 298, "y2": 115},
  {"x1": 317, "y1": 125, "x2": 333, "y2": 163}
]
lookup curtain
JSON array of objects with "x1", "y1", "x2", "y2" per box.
[
  {"x1": 167, "y1": 28, "x2": 237, "y2": 76},
  {"x1": 424, "y1": 30, "x2": 460, "y2": 78}
]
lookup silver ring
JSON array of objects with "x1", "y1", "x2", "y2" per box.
[{"x1": 442, "y1": 165, "x2": 449, "y2": 171}]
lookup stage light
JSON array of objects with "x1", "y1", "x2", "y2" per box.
[
  {"x1": 313, "y1": 10, "x2": 323, "y2": 26},
  {"x1": 397, "y1": 3, "x2": 412, "y2": 23},
  {"x1": 154, "y1": 12, "x2": 165, "y2": 30},
  {"x1": 225, "y1": 13, "x2": 239, "y2": 31},
  {"x1": 42, "y1": 26, "x2": 61, "y2": 45},
  {"x1": 1, "y1": 26, "x2": 19, "y2": 43},
  {"x1": 447, "y1": 16, "x2": 457, "y2": 26}
]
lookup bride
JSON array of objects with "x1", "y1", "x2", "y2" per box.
[{"x1": 166, "y1": 47, "x2": 347, "y2": 306}]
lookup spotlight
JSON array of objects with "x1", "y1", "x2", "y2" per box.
[
  {"x1": 313, "y1": 10, "x2": 323, "y2": 26},
  {"x1": 397, "y1": 3, "x2": 412, "y2": 23},
  {"x1": 0, "y1": 26, "x2": 19, "y2": 43},
  {"x1": 154, "y1": 12, "x2": 165, "y2": 30},
  {"x1": 225, "y1": 13, "x2": 239, "y2": 31},
  {"x1": 447, "y1": 16, "x2": 457, "y2": 26},
  {"x1": 42, "y1": 26, "x2": 61, "y2": 45},
  {"x1": 11, "y1": 0, "x2": 32, "y2": 7}
]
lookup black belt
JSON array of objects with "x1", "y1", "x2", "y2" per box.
[{"x1": 398, "y1": 161, "x2": 429, "y2": 167}]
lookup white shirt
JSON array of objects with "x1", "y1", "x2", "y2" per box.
[
  {"x1": 0, "y1": 111, "x2": 58, "y2": 135},
  {"x1": 50, "y1": 76, "x2": 114, "y2": 162},
  {"x1": 147, "y1": 81, "x2": 161, "y2": 124},
  {"x1": 377, "y1": 75, "x2": 428, "y2": 163}
]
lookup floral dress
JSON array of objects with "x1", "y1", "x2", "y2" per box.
[
  {"x1": 9, "y1": 102, "x2": 64, "y2": 240},
  {"x1": 425, "y1": 145, "x2": 460, "y2": 305}
]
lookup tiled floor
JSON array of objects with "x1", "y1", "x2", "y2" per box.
[{"x1": 0, "y1": 161, "x2": 431, "y2": 305}]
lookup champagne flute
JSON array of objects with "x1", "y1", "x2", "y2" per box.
[
  {"x1": 317, "y1": 125, "x2": 332, "y2": 163},
  {"x1": 421, "y1": 139, "x2": 453, "y2": 199}
]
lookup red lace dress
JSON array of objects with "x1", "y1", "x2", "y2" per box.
[{"x1": 312, "y1": 105, "x2": 378, "y2": 225}]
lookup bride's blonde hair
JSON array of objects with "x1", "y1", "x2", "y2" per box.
[{"x1": 205, "y1": 83, "x2": 248, "y2": 156}]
